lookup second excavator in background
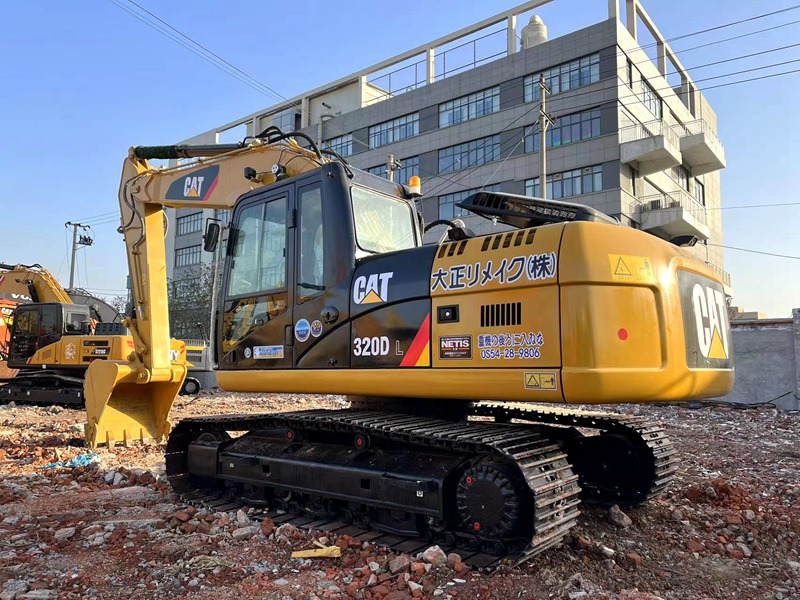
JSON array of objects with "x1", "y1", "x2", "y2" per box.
[{"x1": 0, "y1": 262, "x2": 193, "y2": 409}]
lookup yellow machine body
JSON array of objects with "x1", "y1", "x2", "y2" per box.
[{"x1": 216, "y1": 221, "x2": 732, "y2": 402}]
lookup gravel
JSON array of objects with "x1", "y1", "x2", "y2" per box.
[{"x1": 0, "y1": 390, "x2": 798, "y2": 599}]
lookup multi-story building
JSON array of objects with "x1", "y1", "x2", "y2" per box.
[{"x1": 166, "y1": 0, "x2": 729, "y2": 294}]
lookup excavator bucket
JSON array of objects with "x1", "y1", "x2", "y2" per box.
[{"x1": 83, "y1": 359, "x2": 186, "y2": 448}]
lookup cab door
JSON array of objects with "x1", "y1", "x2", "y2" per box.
[
  {"x1": 291, "y1": 180, "x2": 352, "y2": 368},
  {"x1": 219, "y1": 184, "x2": 295, "y2": 369}
]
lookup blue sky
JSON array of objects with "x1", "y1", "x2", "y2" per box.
[{"x1": 1, "y1": 0, "x2": 798, "y2": 316}]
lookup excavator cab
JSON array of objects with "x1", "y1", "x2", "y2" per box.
[
  {"x1": 215, "y1": 162, "x2": 421, "y2": 373},
  {"x1": 7, "y1": 303, "x2": 92, "y2": 368}
]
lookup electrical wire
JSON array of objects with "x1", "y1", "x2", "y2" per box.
[
  {"x1": 83, "y1": 246, "x2": 90, "y2": 289},
  {"x1": 105, "y1": 0, "x2": 800, "y2": 164},
  {"x1": 714, "y1": 202, "x2": 800, "y2": 210},
  {"x1": 363, "y1": 9, "x2": 800, "y2": 107},
  {"x1": 102, "y1": 0, "x2": 800, "y2": 223},
  {"x1": 706, "y1": 243, "x2": 800, "y2": 260},
  {"x1": 428, "y1": 63, "x2": 800, "y2": 197},
  {"x1": 72, "y1": 210, "x2": 117, "y2": 223},
  {"x1": 645, "y1": 4, "x2": 800, "y2": 47},
  {"x1": 55, "y1": 227, "x2": 70, "y2": 280}
]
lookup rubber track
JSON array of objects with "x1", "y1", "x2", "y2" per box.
[
  {"x1": 166, "y1": 409, "x2": 582, "y2": 566},
  {"x1": 470, "y1": 403, "x2": 679, "y2": 505}
]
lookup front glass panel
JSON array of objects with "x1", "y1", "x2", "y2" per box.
[
  {"x1": 227, "y1": 198, "x2": 287, "y2": 297},
  {"x1": 351, "y1": 187, "x2": 416, "y2": 254}
]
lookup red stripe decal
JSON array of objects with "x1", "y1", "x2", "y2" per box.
[
  {"x1": 400, "y1": 313, "x2": 430, "y2": 367},
  {"x1": 202, "y1": 176, "x2": 220, "y2": 201}
]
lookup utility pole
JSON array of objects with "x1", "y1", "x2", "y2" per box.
[
  {"x1": 385, "y1": 155, "x2": 402, "y2": 182},
  {"x1": 538, "y1": 74, "x2": 556, "y2": 199},
  {"x1": 65, "y1": 222, "x2": 93, "y2": 289}
]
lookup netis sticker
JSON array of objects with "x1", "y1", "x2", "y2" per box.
[
  {"x1": 253, "y1": 345, "x2": 284, "y2": 359},
  {"x1": 439, "y1": 335, "x2": 472, "y2": 359}
]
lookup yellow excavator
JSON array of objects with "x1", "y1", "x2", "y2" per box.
[
  {"x1": 85, "y1": 126, "x2": 733, "y2": 561},
  {"x1": 0, "y1": 262, "x2": 189, "y2": 411}
]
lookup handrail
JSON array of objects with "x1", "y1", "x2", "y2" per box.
[
  {"x1": 632, "y1": 189, "x2": 708, "y2": 225},
  {"x1": 619, "y1": 120, "x2": 679, "y2": 147},
  {"x1": 672, "y1": 119, "x2": 723, "y2": 150},
  {"x1": 704, "y1": 262, "x2": 732, "y2": 287}
]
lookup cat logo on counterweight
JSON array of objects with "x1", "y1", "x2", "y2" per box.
[{"x1": 678, "y1": 271, "x2": 733, "y2": 368}]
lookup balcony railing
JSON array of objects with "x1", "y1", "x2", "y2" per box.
[
  {"x1": 674, "y1": 119, "x2": 721, "y2": 148},
  {"x1": 671, "y1": 118, "x2": 726, "y2": 175},
  {"x1": 705, "y1": 262, "x2": 732, "y2": 289},
  {"x1": 619, "y1": 120, "x2": 680, "y2": 148},
  {"x1": 632, "y1": 190, "x2": 708, "y2": 225}
]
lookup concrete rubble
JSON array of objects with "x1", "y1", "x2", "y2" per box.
[{"x1": 0, "y1": 391, "x2": 798, "y2": 599}]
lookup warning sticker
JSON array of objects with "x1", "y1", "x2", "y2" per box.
[
  {"x1": 524, "y1": 371, "x2": 557, "y2": 390},
  {"x1": 608, "y1": 254, "x2": 655, "y2": 284}
]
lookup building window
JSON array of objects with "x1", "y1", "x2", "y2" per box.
[
  {"x1": 627, "y1": 60, "x2": 634, "y2": 89},
  {"x1": 369, "y1": 113, "x2": 419, "y2": 147},
  {"x1": 524, "y1": 53, "x2": 601, "y2": 102},
  {"x1": 640, "y1": 78, "x2": 662, "y2": 120},
  {"x1": 176, "y1": 212, "x2": 202, "y2": 236},
  {"x1": 673, "y1": 165, "x2": 690, "y2": 191},
  {"x1": 174, "y1": 245, "x2": 202, "y2": 268},
  {"x1": 439, "y1": 135, "x2": 500, "y2": 174},
  {"x1": 438, "y1": 185, "x2": 501, "y2": 221},
  {"x1": 694, "y1": 179, "x2": 705, "y2": 206},
  {"x1": 525, "y1": 108, "x2": 602, "y2": 153},
  {"x1": 215, "y1": 209, "x2": 230, "y2": 223},
  {"x1": 524, "y1": 165, "x2": 603, "y2": 199},
  {"x1": 439, "y1": 87, "x2": 500, "y2": 128},
  {"x1": 367, "y1": 156, "x2": 420, "y2": 184},
  {"x1": 322, "y1": 134, "x2": 353, "y2": 157}
]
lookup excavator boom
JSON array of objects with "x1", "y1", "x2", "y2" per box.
[{"x1": 84, "y1": 133, "x2": 327, "y2": 446}]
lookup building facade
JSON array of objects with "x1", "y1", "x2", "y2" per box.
[{"x1": 166, "y1": 0, "x2": 729, "y2": 293}]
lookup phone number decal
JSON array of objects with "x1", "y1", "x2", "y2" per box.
[{"x1": 478, "y1": 332, "x2": 544, "y2": 360}]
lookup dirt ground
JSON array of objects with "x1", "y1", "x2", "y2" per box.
[{"x1": 0, "y1": 391, "x2": 798, "y2": 600}]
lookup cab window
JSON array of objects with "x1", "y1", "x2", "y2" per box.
[
  {"x1": 41, "y1": 305, "x2": 59, "y2": 336},
  {"x1": 297, "y1": 186, "x2": 324, "y2": 300},
  {"x1": 351, "y1": 186, "x2": 416, "y2": 254},
  {"x1": 228, "y1": 197, "x2": 288, "y2": 297}
]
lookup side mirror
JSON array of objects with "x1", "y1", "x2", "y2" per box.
[{"x1": 203, "y1": 222, "x2": 221, "y2": 252}]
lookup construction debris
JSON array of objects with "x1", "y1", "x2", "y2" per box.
[{"x1": 0, "y1": 391, "x2": 798, "y2": 599}]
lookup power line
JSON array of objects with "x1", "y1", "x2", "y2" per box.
[
  {"x1": 365, "y1": 12, "x2": 800, "y2": 107},
  {"x1": 707, "y1": 202, "x2": 800, "y2": 211},
  {"x1": 669, "y1": 18, "x2": 800, "y2": 55},
  {"x1": 649, "y1": 4, "x2": 800, "y2": 47},
  {"x1": 707, "y1": 243, "x2": 800, "y2": 260},
  {"x1": 104, "y1": 0, "x2": 800, "y2": 212},
  {"x1": 73, "y1": 210, "x2": 117, "y2": 222},
  {"x1": 107, "y1": 0, "x2": 800, "y2": 164},
  {"x1": 431, "y1": 61, "x2": 800, "y2": 197}
]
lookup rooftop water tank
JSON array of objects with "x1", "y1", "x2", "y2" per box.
[{"x1": 520, "y1": 15, "x2": 547, "y2": 50}]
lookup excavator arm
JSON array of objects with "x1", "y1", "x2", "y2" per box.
[{"x1": 84, "y1": 133, "x2": 328, "y2": 446}]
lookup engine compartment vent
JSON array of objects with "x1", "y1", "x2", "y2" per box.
[{"x1": 480, "y1": 302, "x2": 522, "y2": 328}]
